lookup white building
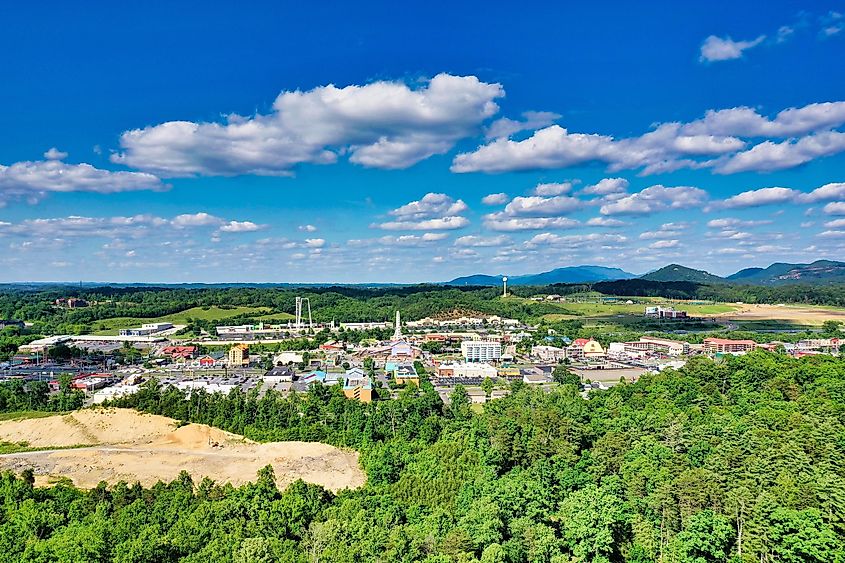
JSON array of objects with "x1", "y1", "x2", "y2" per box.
[
  {"x1": 531, "y1": 345, "x2": 568, "y2": 362},
  {"x1": 461, "y1": 340, "x2": 502, "y2": 362},
  {"x1": 119, "y1": 322, "x2": 173, "y2": 337}
]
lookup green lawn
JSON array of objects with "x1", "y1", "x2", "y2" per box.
[
  {"x1": 89, "y1": 306, "x2": 277, "y2": 335},
  {"x1": 541, "y1": 300, "x2": 738, "y2": 320}
]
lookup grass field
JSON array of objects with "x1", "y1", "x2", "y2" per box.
[
  {"x1": 90, "y1": 306, "x2": 280, "y2": 335},
  {"x1": 539, "y1": 300, "x2": 739, "y2": 320}
]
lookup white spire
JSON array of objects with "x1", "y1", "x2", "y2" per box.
[{"x1": 393, "y1": 310, "x2": 402, "y2": 340}]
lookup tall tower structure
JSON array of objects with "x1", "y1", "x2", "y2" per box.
[
  {"x1": 502, "y1": 276, "x2": 508, "y2": 297},
  {"x1": 393, "y1": 310, "x2": 402, "y2": 340}
]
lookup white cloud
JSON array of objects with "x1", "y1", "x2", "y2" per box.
[
  {"x1": 715, "y1": 131, "x2": 845, "y2": 173},
  {"x1": 599, "y1": 185, "x2": 708, "y2": 215},
  {"x1": 482, "y1": 215, "x2": 580, "y2": 232},
  {"x1": 218, "y1": 220, "x2": 264, "y2": 233},
  {"x1": 453, "y1": 100, "x2": 845, "y2": 176},
  {"x1": 532, "y1": 182, "x2": 573, "y2": 196},
  {"x1": 639, "y1": 222, "x2": 691, "y2": 240},
  {"x1": 798, "y1": 182, "x2": 845, "y2": 203},
  {"x1": 485, "y1": 110, "x2": 560, "y2": 139},
  {"x1": 682, "y1": 102, "x2": 845, "y2": 137},
  {"x1": 451, "y1": 123, "x2": 743, "y2": 175},
  {"x1": 113, "y1": 73, "x2": 504, "y2": 176},
  {"x1": 43, "y1": 147, "x2": 68, "y2": 160},
  {"x1": 586, "y1": 217, "x2": 627, "y2": 227},
  {"x1": 715, "y1": 187, "x2": 801, "y2": 209},
  {"x1": 375, "y1": 192, "x2": 470, "y2": 231},
  {"x1": 502, "y1": 195, "x2": 582, "y2": 217},
  {"x1": 824, "y1": 202, "x2": 845, "y2": 215},
  {"x1": 525, "y1": 232, "x2": 628, "y2": 248},
  {"x1": 454, "y1": 235, "x2": 510, "y2": 247},
  {"x1": 699, "y1": 35, "x2": 766, "y2": 62},
  {"x1": 824, "y1": 218, "x2": 845, "y2": 228},
  {"x1": 0, "y1": 213, "x2": 261, "y2": 240},
  {"x1": 581, "y1": 177, "x2": 629, "y2": 196},
  {"x1": 389, "y1": 192, "x2": 468, "y2": 219},
  {"x1": 649, "y1": 239, "x2": 680, "y2": 249},
  {"x1": 298, "y1": 224, "x2": 317, "y2": 232},
  {"x1": 375, "y1": 216, "x2": 470, "y2": 231},
  {"x1": 172, "y1": 212, "x2": 223, "y2": 228},
  {"x1": 0, "y1": 156, "x2": 166, "y2": 206},
  {"x1": 481, "y1": 192, "x2": 509, "y2": 205},
  {"x1": 817, "y1": 230, "x2": 845, "y2": 238},
  {"x1": 707, "y1": 217, "x2": 772, "y2": 228}
]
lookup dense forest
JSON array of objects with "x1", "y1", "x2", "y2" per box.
[{"x1": 2, "y1": 352, "x2": 845, "y2": 561}]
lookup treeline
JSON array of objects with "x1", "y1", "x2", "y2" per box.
[
  {"x1": 0, "y1": 353, "x2": 839, "y2": 561},
  {"x1": 591, "y1": 279, "x2": 845, "y2": 306}
]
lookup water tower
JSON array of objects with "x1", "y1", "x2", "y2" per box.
[{"x1": 502, "y1": 276, "x2": 508, "y2": 297}]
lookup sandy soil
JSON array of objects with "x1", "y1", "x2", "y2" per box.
[
  {"x1": 0, "y1": 408, "x2": 364, "y2": 492},
  {"x1": 716, "y1": 303, "x2": 845, "y2": 325}
]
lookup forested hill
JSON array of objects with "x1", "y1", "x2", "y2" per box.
[{"x1": 3, "y1": 352, "x2": 845, "y2": 561}]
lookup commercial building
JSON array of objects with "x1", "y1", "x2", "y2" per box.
[
  {"x1": 531, "y1": 345, "x2": 568, "y2": 362},
  {"x1": 703, "y1": 338, "x2": 757, "y2": 355},
  {"x1": 461, "y1": 340, "x2": 502, "y2": 362},
  {"x1": 227, "y1": 344, "x2": 250, "y2": 367},
  {"x1": 644, "y1": 306, "x2": 688, "y2": 319},
  {"x1": 386, "y1": 362, "x2": 419, "y2": 385},
  {"x1": 119, "y1": 323, "x2": 173, "y2": 337},
  {"x1": 567, "y1": 338, "x2": 607, "y2": 360},
  {"x1": 343, "y1": 367, "x2": 373, "y2": 402},
  {"x1": 609, "y1": 337, "x2": 689, "y2": 359}
]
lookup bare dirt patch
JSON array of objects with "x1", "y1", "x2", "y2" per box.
[
  {"x1": 717, "y1": 304, "x2": 845, "y2": 325},
  {"x1": 0, "y1": 408, "x2": 364, "y2": 492}
]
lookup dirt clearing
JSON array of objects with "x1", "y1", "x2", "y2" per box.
[
  {"x1": 0, "y1": 408, "x2": 364, "y2": 492},
  {"x1": 718, "y1": 303, "x2": 845, "y2": 325}
]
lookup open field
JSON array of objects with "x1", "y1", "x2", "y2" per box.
[
  {"x1": 721, "y1": 303, "x2": 845, "y2": 327},
  {"x1": 90, "y1": 305, "x2": 286, "y2": 335},
  {"x1": 540, "y1": 300, "x2": 739, "y2": 320},
  {"x1": 0, "y1": 408, "x2": 364, "y2": 491}
]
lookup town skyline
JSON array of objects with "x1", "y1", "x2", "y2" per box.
[{"x1": 2, "y1": 1, "x2": 845, "y2": 283}]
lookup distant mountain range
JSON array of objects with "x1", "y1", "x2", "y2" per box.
[
  {"x1": 446, "y1": 266, "x2": 636, "y2": 286},
  {"x1": 446, "y1": 260, "x2": 845, "y2": 287}
]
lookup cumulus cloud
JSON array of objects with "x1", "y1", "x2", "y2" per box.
[
  {"x1": 0, "y1": 155, "x2": 167, "y2": 206},
  {"x1": 586, "y1": 217, "x2": 628, "y2": 227},
  {"x1": 649, "y1": 239, "x2": 680, "y2": 249},
  {"x1": 707, "y1": 217, "x2": 772, "y2": 228},
  {"x1": 454, "y1": 235, "x2": 510, "y2": 247},
  {"x1": 451, "y1": 123, "x2": 743, "y2": 175},
  {"x1": 710, "y1": 183, "x2": 845, "y2": 209},
  {"x1": 682, "y1": 102, "x2": 845, "y2": 138},
  {"x1": 374, "y1": 192, "x2": 470, "y2": 231},
  {"x1": 699, "y1": 35, "x2": 766, "y2": 62},
  {"x1": 715, "y1": 131, "x2": 845, "y2": 173},
  {"x1": 714, "y1": 187, "x2": 801, "y2": 209},
  {"x1": 639, "y1": 222, "x2": 691, "y2": 240},
  {"x1": 389, "y1": 192, "x2": 468, "y2": 219},
  {"x1": 532, "y1": 182, "x2": 573, "y2": 196},
  {"x1": 482, "y1": 215, "x2": 580, "y2": 232},
  {"x1": 581, "y1": 177, "x2": 629, "y2": 196},
  {"x1": 485, "y1": 111, "x2": 560, "y2": 139},
  {"x1": 0, "y1": 213, "x2": 263, "y2": 240},
  {"x1": 298, "y1": 224, "x2": 317, "y2": 232},
  {"x1": 824, "y1": 218, "x2": 845, "y2": 228},
  {"x1": 481, "y1": 192, "x2": 509, "y2": 205},
  {"x1": 824, "y1": 202, "x2": 845, "y2": 215},
  {"x1": 502, "y1": 195, "x2": 582, "y2": 217},
  {"x1": 525, "y1": 232, "x2": 628, "y2": 248},
  {"x1": 112, "y1": 73, "x2": 504, "y2": 176},
  {"x1": 43, "y1": 147, "x2": 68, "y2": 160},
  {"x1": 452, "y1": 99, "x2": 845, "y2": 176},
  {"x1": 599, "y1": 185, "x2": 708, "y2": 215}
]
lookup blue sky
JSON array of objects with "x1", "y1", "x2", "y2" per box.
[{"x1": 1, "y1": 0, "x2": 844, "y2": 283}]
